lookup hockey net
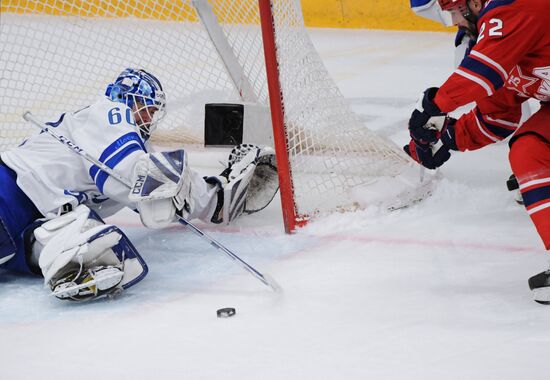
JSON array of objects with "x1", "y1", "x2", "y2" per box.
[{"x1": 0, "y1": 0, "x2": 430, "y2": 232}]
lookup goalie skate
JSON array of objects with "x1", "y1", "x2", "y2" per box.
[{"x1": 51, "y1": 265, "x2": 124, "y2": 301}]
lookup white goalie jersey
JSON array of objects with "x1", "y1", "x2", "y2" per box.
[
  {"x1": 0, "y1": 97, "x2": 216, "y2": 221},
  {"x1": 1, "y1": 97, "x2": 146, "y2": 218}
]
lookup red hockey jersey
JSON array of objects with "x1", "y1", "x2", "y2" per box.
[
  {"x1": 452, "y1": 88, "x2": 522, "y2": 151},
  {"x1": 435, "y1": 0, "x2": 550, "y2": 111}
]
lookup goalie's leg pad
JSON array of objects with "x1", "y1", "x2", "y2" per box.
[
  {"x1": 35, "y1": 205, "x2": 147, "y2": 300},
  {"x1": 51, "y1": 264, "x2": 124, "y2": 301}
]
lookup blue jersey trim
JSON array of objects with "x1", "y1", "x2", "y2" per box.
[
  {"x1": 90, "y1": 141, "x2": 143, "y2": 180},
  {"x1": 98, "y1": 132, "x2": 146, "y2": 163},
  {"x1": 522, "y1": 185, "x2": 550, "y2": 208},
  {"x1": 91, "y1": 143, "x2": 143, "y2": 193},
  {"x1": 410, "y1": 0, "x2": 433, "y2": 7},
  {"x1": 474, "y1": 109, "x2": 515, "y2": 139},
  {"x1": 92, "y1": 171, "x2": 109, "y2": 194},
  {"x1": 45, "y1": 113, "x2": 65, "y2": 128},
  {"x1": 461, "y1": 56, "x2": 504, "y2": 90},
  {"x1": 479, "y1": 0, "x2": 516, "y2": 19},
  {"x1": 89, "y1": 132, "x2": 146, "y2": 193},
  {"x1": 454, "y1": 29, "x2": 467, "y2": 48}
]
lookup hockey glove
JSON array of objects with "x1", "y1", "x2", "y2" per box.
[
  {"x1": 408, "y1": 87, "x2": 447, "y2": 145},
  {"x1": 404, "y1": 120, "x2": 457, "y2": 170},
  {"x1": 209, "y1": 144, "x2": 278, "y2": 225},
  {"x1": 404, "y1": 140, "x2": 450, "y2": 170}
]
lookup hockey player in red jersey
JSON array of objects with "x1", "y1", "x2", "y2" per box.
[{"x1": 403, "y1": 0, "x2": 550, "y2": 304}]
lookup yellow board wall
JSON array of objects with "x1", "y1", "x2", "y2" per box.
[
  {"x1": 301, "y1": 0, "x2": 449, "y2": 31},
  {"x1": 1, "y1": 0, "x2": 450, "y2": 32},
  {"x1": 0, "y1": 0, "x2": 198, "y2": 21}
]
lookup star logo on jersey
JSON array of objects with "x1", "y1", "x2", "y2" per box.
[{"x1": 506, "y1": 66, "x2": 538, "y2": 97}]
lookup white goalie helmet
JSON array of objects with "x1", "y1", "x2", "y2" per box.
[{"x1": 105, "y1": 68, "x2": 167, "y2": 140}]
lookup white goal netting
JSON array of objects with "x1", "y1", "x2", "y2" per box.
[{"x1": 0, "y1": 0, "x2": 427, "y2": 229}]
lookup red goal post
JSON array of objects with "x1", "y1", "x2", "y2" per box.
[{"x1": 258, "y1": 0, "x2": 299, "y2": 231}]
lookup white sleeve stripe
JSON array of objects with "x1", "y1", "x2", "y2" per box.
[
  {"x1": 473, "y1": 111, "x2": 500, "y2": 142},
  {"x1": 470, "y1": 50, "x2": 509, "y2": 79},
  {"x1": 485, "y1": 115, "x2": 519, "y2": 127},
  {"x1": 520, "y1": 177, "x2": 550, "y2": 191},
  {"x1": 456, "y1": 69, "x2": 494, "y2": 97},
  {"x1": 528, "y1": 202, "x2": 550, "y2": 215}
]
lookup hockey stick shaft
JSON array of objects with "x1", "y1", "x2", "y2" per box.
[
  {"x1": 23, "y1": 112, "x2": 280, "y2": 291},
  {"x1": 175, "y1": 217, "x2": 279, "y2": 290}
]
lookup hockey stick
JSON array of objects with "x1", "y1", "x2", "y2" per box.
[{"x1": 22, "y1": 111, "x2": 281, "y2": 292}]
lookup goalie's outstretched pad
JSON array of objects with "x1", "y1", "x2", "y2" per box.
[
  {"x1": 49, "y1": 225, "x2": 147, "y2": 301},
  {"x1": 51, "y1": 265, "x2": 124, "y2": 300},
  {"x1": 35, "y1": 205, "x2": 148, "y2": 301}
]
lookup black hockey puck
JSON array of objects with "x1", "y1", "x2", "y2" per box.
[{"x1": 217, "y1": 307, "x2": 236, "y2": 318}]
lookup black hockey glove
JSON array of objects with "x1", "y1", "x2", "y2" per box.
[
  {"x1": 404, "y1": 140, "x2": 450, "y2": 170},
  {"x1": 408, "y1": 87, "x2": 447, "y2": 145},
  {"x1": 403, "y1": 119, "x2": 458, "y2": 170}
]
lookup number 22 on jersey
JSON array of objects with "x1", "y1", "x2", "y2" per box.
[{"x1": 478, "y1": 18, "x2": 503, "y2": 42}]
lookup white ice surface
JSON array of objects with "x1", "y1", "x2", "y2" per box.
[{"x1": 2, "y1": 29, "x2": 550, "y2": 380}]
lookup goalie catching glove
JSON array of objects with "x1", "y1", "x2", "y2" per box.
[
  {"x1": 34, "y1": 205, "x2": 148, "y2": 301},
  {"x1": 208, "y1": 144, "x2": 279, "y2": 224}
]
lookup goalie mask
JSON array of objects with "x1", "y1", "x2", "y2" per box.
[{"x1": 106, "y1": 68, "x2": 167, "y2": 141}]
